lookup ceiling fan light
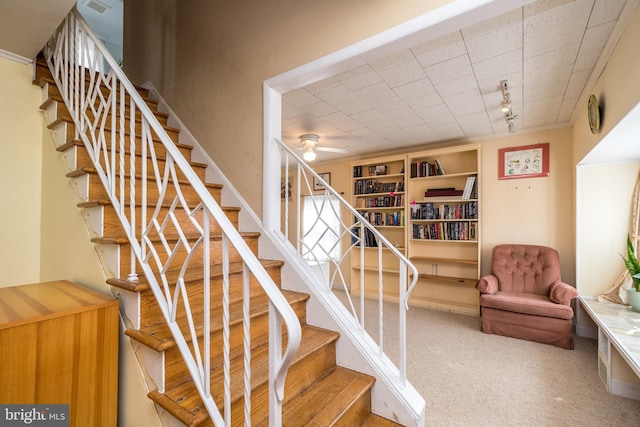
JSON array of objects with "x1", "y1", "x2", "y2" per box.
[{"x1": 303, "y1": 148, "x2": 316, "y2": 161}]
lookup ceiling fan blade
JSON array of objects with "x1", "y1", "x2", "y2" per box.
[{"x1": 316, "y1": 146, "x2": 348, "y2": 153}]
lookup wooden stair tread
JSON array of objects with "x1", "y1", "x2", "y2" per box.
[
  {"x1": 91, "y1": 229, "x2": 258, "y2": 245},
  {"x1": 37, "y1": 74, "x2": 161, "y2": 110},
  {"x1": 66, "y1": 166, "x2": 223, "y2": 191},
  {"x1": 107, "y1": 259, "x2": 283, "y2": 292},
  {"x1": 77, "y1": 198, "x2": 236, "y2": 212},
  {"x1": 47, "y1": 115, "x2": 180, "y2": 144},
  {"x1": 272, "y1": 366, "x2": 375, "y2": 427},
  {"x1": 125, "y1": 289, "x2": 309, "y2": 352},
  {"x1": 57, "y1": 139, "x2": 207, "y2": 169},
  {"x1": 147, "y1": 324, "x2": 341, "y2": 426},
  {"x1": 361, "y1": 413, "x2": 403, "y2": 426}
]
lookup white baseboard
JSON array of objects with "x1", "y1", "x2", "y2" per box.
[{"x1": 611, "y1": 378, "x2": 640, "y2": 401}]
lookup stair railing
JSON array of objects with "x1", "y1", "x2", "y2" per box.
[
  {"x1": 275, "y1": 139, "x2": 419, "y2": 385},
  {"x1": 44, "y1": 9, "x2": 301, "y2": 425}
]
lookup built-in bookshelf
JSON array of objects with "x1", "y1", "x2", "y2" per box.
[
  {"x1": 351, "y1": 154, "x2": 407, "y2": 300},
  {"x1": 407, "y1": 144, "x2": 481, "y2": 314},
  {"x1": 349, "y1": 146, "x2": 481, "y2": 314}
]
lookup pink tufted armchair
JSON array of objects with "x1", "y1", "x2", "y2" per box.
[{"x1": 476, "y1": 244, "x2": 578, "y2": 349}]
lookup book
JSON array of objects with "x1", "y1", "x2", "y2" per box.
[
  {"x1": 462, "y1": 176, "x2": 476, "y2": 200},
  {"x1": 434, "y1": 159, "x2": 445, "y2": 175},
  {"x1": 424, "y1": 189, "x2": 463, "y2": 197}
]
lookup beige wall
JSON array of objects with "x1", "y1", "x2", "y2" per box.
[
  {"x1": 124, "y1": 0, "x2": 454, "y2": 216},
  {"x1": 0, "y1": 55, "x2": 161, "y2": 425},
  {"x1": 0, "y1": 56, "x2": 43, "y2": 286},
  {"x1": 573, "y1": 4, "x2": 640, "y2": 299}
]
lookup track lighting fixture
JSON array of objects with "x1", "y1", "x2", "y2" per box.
[{"x1": 500, "y1": 80, "x2": 517, "y2": 133}]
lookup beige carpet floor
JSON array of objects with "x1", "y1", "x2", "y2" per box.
[{"x1": 346, "y1": 295, "x2": 640, "y2": 426}]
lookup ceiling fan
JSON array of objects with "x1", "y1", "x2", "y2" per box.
[{"x1": 298, "y1": 134, "x2": 348, "y2": 161}]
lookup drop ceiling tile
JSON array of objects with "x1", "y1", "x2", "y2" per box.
[
  {"x1": 393, "y1": 78, "x2": 436, "y2": 101},
  {"x1": 424, "y1": 54, "x2": 473, "y2": 84},
  {"x1": 415, "y1": 104, "x2": 456, "y2": 126},
  {"x1": 283, "y1": 88, "x2": 321, "y2": 108},
  {"x1": 321, "y1": 111, "x2": 365, "y2": 132},
  {"x1": 371, "y1": 96, "x2": 407, "y2": 113},
  {"x1": 472, "y1": 49, "x2": 522, "y2": 82},
  {"x1": 465, "y1": 22, "x2": 523, "y2": 64},
  {"x1": 404, "y1": 93, "x2": 444, "y2": 110},
  {"x1": 305, "y1": 76, "x2": 342, "y2": 95},
  {"x1": 376, "y1": 59, "x2": 427, "y2": 88},
  {"x1": 457, "y1": 111, "x2": 493, "y2": 135},
  {"x1": 462, "y1": 8, "x2": 522, "y2": 39},
  {"x1": 300, "y1": 100, "x2": 338, "y2": 117},
  {"x1": 282, "y1": 103, "x2": 304, "y2": 120},
  {"x1": 477, "y1": 72, "x2": 523, "y2": 94},
  {"x1": 573, "y1": 49, "x2": 601, "y2": 71},
  {"x1": 558, "y1": 97, "x2": 579, "y2": 122},
  {"x1": 315, "y1": 84, "x2": 358, "y2": 105},
  {"x1": 435, "y1": 74, "x2": 479, "y2": 98},
  {"x1": 432, "y1": 122, "x2": 465, "y2": 139},
  {"x1": 354, "y1": 81, "x2": 396, "y2": 103},
  {"x1": 444, "y1": 89, "x2": 485, "y2": 117},
  {"x1": 524, "y1": 80, "x2": 566, "y2": 102},
  {"x1": 564, "y1": 69, "x2": 592, "y2": 99},
  {"x1": 404, "y1": 123, "x2": 438, "y2": 141},
  {"x1": 524, "y1": 0, "x2": 592, "y2": 32},
  {"x1": 385, "y1": 106, "x2": 425, "y2": 128},
  {"x1": 335, "y1": 64, "x2": 383, "y2": 90},
  {"x1": 588, "y1": 0, "x2": 628, "y2": 27},
  {"x1": 376, "y1": 125, "x2": 409, "y2": 141},
  {"x1": 351, "y1": 109, "x2": 395, "y2": 130},
  {"x1": 411, "y1": 31, "x2": 466, "y2": 68},
  {"x1": 370, "y1": 48, "x2": 416, "y2": 71},
  {"x1": 524, "y1": 95, "x2": 563, "y2": 121},
  {"x1": 335, "y1": 98, "x2": 371, "y2": 115}
]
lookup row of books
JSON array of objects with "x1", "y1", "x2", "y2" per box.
[
  {"x1": 412, "y1": 222, "x2": 477, "y2": 241},
  {"x1": 351, "y1": 227, "x2": 379, "y2": 247},
  {"x1": 410, "y1": 159, "x2": 444, "y2": 178},
  {"x1": 356, "y1": 194, "x2": 404, "y2": 208},
  {"x1": 359, "y1": 210, "x2": 405, "y2": 227},
  {"x1": 410, "y1": 201, "x2": 478, "y2": 220},
  {"x1": 354, "y1": 179, "x2": 404, "y2": 195},
  {"x1": 353, "y1": 164, "x2": 388, "y2": 178}
]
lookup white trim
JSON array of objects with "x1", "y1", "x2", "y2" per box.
[{"x1": 0, "y1": 48, "x2": 32, "y2": 64}]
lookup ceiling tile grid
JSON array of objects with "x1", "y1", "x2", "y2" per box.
[{"x1": 281, "y1": 0, "x2": 632, "y2": 161}]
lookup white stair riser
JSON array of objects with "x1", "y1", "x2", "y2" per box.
[
  {"x1": 83, "y1": 205, "x2": 105, "y2": 238},
  {"x1": 96, "y1": 243, "x2": 121, "y2": 278}
]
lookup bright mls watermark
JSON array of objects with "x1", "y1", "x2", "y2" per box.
[{"x1": 0, "y1": 405, "x2": 69, "y2": 426}]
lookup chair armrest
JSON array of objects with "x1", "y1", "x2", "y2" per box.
[
  {"x1": 476, "y1": 275, "x2": 498, "y2": 294},
  {"x1": 549, "y1": 281, "x2": 578, "y2": 305}
]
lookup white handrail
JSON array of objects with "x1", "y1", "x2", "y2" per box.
[
  {"x1": 44, "y1": 9, "x2": 301, "y2": 425},
  {"x1": 275, "y1": 138, "x2": 419, "y2": 384}
]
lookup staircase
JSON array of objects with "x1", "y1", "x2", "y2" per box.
[{"x1": 34, "y1": 55, "x2": 401, "y2": 426}]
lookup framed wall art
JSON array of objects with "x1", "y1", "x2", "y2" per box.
[
  {"x1": 498, "y1": 143, "x2": 549, "y2": 180},
  {"x1": 313, "y1": 172, "x2": 331, "y2": 191}
]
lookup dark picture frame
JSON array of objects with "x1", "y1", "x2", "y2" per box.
[{"x1": 313, "y1": 172, "x2": 331, "y2": 191}]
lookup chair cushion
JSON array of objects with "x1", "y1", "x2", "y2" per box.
[{"x1": 480, "y1": 291, "x2": 574, "y2": 320}]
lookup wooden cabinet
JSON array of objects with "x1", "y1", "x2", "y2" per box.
[
  {"x1": 349, "y1": 144, "x2": 481, "y2": 314},
  {"x1": 0, "y1": 280, "x2": 119, "y2": 426}
]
